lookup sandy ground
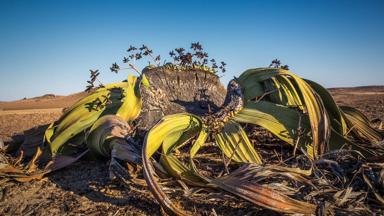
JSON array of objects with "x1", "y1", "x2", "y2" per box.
[
  {"x1": 329, "y1": 86, "x2": 384, "y2": 120},
  {"x1": 0, "y1": 86, "x2": 383, "y2": 216}
]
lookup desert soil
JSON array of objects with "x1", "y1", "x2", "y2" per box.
[{"x1": 0, "y1": 86, "x2": 383, "y2": 216}]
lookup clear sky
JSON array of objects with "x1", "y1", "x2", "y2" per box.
[{"x1": 0, "y1": 0, "x2": 383, "y2": 101}]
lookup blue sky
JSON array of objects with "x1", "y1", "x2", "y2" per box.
[{"x1": 0, "y1": 0, "x2": 383, "y2": 101}]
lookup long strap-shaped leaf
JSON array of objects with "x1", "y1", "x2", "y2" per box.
[
  {"x1": 116, "y1": 75, "x2": 143, "y2": 122},
  {"x1": 210, "y1": 165, "x2": 316, "y2": 214},
  {"x1": 49, "y1": 75, "x2": 143, "y2": 154},
  {"x1": 49, "y1": 90, "x2": 123, "y2": 154},
  {"x1": 4, "y1": 76, "x2": 145, "y2": 182},
  {"x1": 142, "y1": 113, "x2": 316, "y2": 215},
  {"x1": 235, "y1": 68, "x2": 382, "y2": 156},
  {"x1": 237, "y1": 68, "x2": 330, "y2": 159},
  {"x1": 214, "y1": 120, "x2": 262, "y2": 163},
  {"x1": 233, "y1": 100, "x2": 311, "y2": 146},
  {"x1": 341, "y1": 106, "x2": 384, "y2": 143},
  {"x1": 305, "y1": 79, "x2": 347, "y2": 135},
  {"x1": 142, "y1": 114, "x2": 204, "y2": 215}
]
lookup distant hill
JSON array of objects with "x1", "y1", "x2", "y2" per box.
[
  {"x1": 0, "y1": 92, "x2": 88, "y2": 110},
  {"x1": 328, "y1": 85, "x2": 384, "y2": 92},
  {"x1": 1, "y1": 85, "x2": 383, "y2": 111}
]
